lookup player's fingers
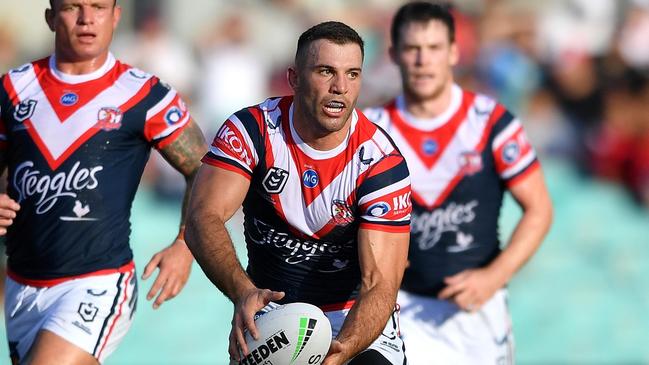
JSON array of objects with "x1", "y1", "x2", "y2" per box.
[
  {"x1": 444, "y1": 271, "x2": 469, "y2": 284},
  {"x1": 141, "y1": 253, "x2": 161, "y2": 280},
  {"x1": 437, "y1": 283, "x2": 464, "y2": 300},
  {"x1": 0, "y1": 218, "x2": 13, "y2": 227},
  {"x1": 0, "y1": 208, "x2": 17, "y2": 218},
  {"x1": 242, "y1": 310, "x2": 259, "y2": 341},
  {"x1": 153, "y1": 280, "x2": 177, "y2": 308},
  {"x1": 267, "y1": 290, "x2": 285, "y2": 304},
  {"x1": 0, "y1": 195, "x2": 20, "y2": 211},
  {"x1": 146, "y1": 273, "x2": 167, "y2": 302},
  {"x1": 234, "y1": 315, "x2": 250, "y2": 355},
  {"x1": 228, "y1": 328, "x2": 241, "y2": 361}
]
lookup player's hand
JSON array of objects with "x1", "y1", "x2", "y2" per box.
[
  {"x1": 229, "y1": 288, "x2": 284, "y2": 361},
  {"x1": 0, "y1": 194, "x2": 20, "y2": 236},
  {"x1": 142, "y1": 237, "x2": 194, "y2": 309},
  {"x1": 322, "y1": 339, "x2": 350, "y2": 365},
  {"x1": 437, "y1": 268, "x2": 506, "y2": 312}
]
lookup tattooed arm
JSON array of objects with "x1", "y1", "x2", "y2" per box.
[{"x1": 141, "y1": 119, "x2": 208, "y2": 308}]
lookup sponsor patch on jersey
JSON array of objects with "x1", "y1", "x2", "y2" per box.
[
  {"x1": 331, "y1": 199, "x2": 354, "y2": 226},
  {"x1": 367, "y1": 201, "x2": 391, "y2": 217},
  {"x1": 422, "y1": 138, "x2": 438, "y2": 156},
  {"x1": 95, "y1": 107, "x2": 123, "y2": 131},
  {"x1": 13, "y1": 99, "x2": 37, "y2": 122},
  {"x1": 164, "y1": 106, "x2": 184, "y2": 126},
  {"x1": 502, "y1": 141, "x2": 520, "y2": 164},
  {"x1": 60, "y1": 92, "x2": 78, "y2": 106},
  {"x1": 263, "y1": 167, "x2": 289, "y2": 194},
  {"x1": 459, "y1": 150, "x2": 483, "y2": 175},
  {"x1": 10, "y1": 64, "x2": 30, "y2": 74},
  {"x1": 302, "y1": 169, "x2": 319, "y2": 188}
]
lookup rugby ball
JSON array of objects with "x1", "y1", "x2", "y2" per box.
[{"x1": 239, "y1": 302, "x2": 332, "y2": 365}]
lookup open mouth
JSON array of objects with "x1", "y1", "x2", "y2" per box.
[
  {"x1": 77, "y1": 32, "x2": 97, "y2": 43},
  {"x1": 323, "y1": 100, "x2": 346, "y2": 117}
]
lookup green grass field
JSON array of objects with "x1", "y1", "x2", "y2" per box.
[{"x1": 1, "y1": 159, "x2": 648, "y2": 364}]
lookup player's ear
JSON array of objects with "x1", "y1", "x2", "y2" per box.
[
  {"x1": 45, "y1": 8, "x2": 55, "y2": 32},
  {"x1": 287, "y1": 67, "x2": 299, "y2": 92},
  {"x1": 112, "y1": 4, "x2": 122, "y2": 30}
]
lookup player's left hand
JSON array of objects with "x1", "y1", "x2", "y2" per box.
[
  {"x1": 437, "y1": 268, "x2": 506, "y2": 312},
  {"x1": 142, "y1": 237, "x2": 194, "y2": 309},
  {"x1": 322, "y1": 339, "x2": 350, "y2": 365}
]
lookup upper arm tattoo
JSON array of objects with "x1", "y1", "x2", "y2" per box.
[{"x1": 159, "y1": 119, "x2": 208, "y2": 178}]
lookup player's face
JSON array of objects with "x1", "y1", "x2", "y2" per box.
[
  {"x1": 290, "y1": 40, "x2": 363, "y2": 136},
  {"x1": 391, "y1": 20, "x2": 458, "y2": 102},
  {"x1": 46, "y1": 0, "x2": 121, "y2": 63}
]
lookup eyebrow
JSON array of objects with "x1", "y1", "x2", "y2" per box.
[{"x1": 313, "y1": 64, "x2": 362, "y2": 72}]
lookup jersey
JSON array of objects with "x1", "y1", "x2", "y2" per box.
[
  {"x1": 365, "y1": 85, "x2": 539, "y2": 296},
  {"x1": 203, "y1": 96, "x2": 412, "y2": 306},
  {"x1": 0, "y1": 54, "x2": 191, "y2": 282}
]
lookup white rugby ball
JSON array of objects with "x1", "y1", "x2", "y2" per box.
[{"x1": 239, "y1": 302, "x2": 332, "y2": 365}]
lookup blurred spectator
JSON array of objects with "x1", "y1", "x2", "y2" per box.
[{"x1": 195, "y1": 11, "x2": 269, "y2": 137}]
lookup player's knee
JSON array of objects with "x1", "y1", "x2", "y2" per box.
[{"x1": 348, "y1": 349, "x2": 393, "y2": 365}]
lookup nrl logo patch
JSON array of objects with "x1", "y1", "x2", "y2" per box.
[
  {"x1": 13, "y1": 99, "x2": 37, "y2": 122},
  {"x1": 263, "y1": 167, "x2": 289, "y2": 194}
]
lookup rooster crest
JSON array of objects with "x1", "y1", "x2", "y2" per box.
[{"x1": 73, "y1": 200, "x2": 90, "y2": 218}]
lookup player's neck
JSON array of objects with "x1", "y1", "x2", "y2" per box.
[
  {"x1": 403, "y1": 83, "x2": 454, "y2": 119},
  {"x1": 292, "y1": 105, "x2": 351, "y2": 152},
  {"x1": 53, "y1": 51, "x2": 110, "y2": 75}
]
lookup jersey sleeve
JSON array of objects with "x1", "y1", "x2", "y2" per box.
[
  {"x1": 491, "y1": 109, "x2": 539, "y2": 187},
  {"x1": 0, "y1": 75, "x2": 8, "y2": 150},
  {"x1": 202, "y1": 108, "x2": 262, "y2": 180},
  {"x1": 142, "y1": 80, "x2": 192, "y2": 149},
  {"x1": 357, "y1": 154, "x2": 412, "y2": 233}
]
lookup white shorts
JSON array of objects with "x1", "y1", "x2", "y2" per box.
[
  {"x1": 398, "y1": 289, "x2": 514, "y2": 365},
  {"x1": 4, "y1": 263, "x2": 137, "y2": 364},
  {"x1": 260, "y1": 302, "x2": 406, "y2": 364}
]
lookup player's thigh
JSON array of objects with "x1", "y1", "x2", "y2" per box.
[{"x1": 25, "y1": 329, "x2": 98, "y2": 365}]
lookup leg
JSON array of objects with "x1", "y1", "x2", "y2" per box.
[
  {"x1": 348, "y1": 349, "x2": 393, "y2": 365},
  {"x1": 24, "y1": 330, "x2": 98, "y2": 365}
]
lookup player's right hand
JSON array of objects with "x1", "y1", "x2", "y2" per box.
[
  {"x1": 229, "y1": 288, "x2": 284, "y2": 362},
  {"x1": 0, "y1": 194, "x2": 20, "y2": 236}
]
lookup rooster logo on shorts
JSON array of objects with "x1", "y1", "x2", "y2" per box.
[
  {"x1": 331, "y1": 200, "x2": 354, "y2": 226},
  {"x1": 95, "y1": 107, "x2": 123, "y2": 131}
]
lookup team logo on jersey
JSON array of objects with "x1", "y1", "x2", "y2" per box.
[
  {"x1": 367, "y1": 201, "x2": 391, "y2": 217},
  {"x1": 302, "y1": 169, "x2": 319, "y2": 188},
  {"x1": 164, "y1": 106, "x2": 184, "y2": 126},
  {"x1": 95, "y1": 107, "x2": 123, "y2": 131},
  {"x1": 502, "y1": 141, "x2": 520, "y2": 164},
  {"x1": 60, "y1": 92, "x2": 79, "y2": 106},
  {"x1": 422, "y1": 138, "x2": 438, "y2": 156},
  {"x1": 331, "y1": 199, "x2": 354, "y2": 226},
  {"x1": 78, "y1": 302, "x2": 99, "y2": 322},
  {"x1": 263, "y1": 167, "x2": 289, "y2": 194},
  {"x1": 459, "y1": 151, "x2": 483, "y2": 175},
  {"x1": 13, "y1": 99, "x2": 37, "y2": 122}
]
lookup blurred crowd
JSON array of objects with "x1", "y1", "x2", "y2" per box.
[{"x1": 1, "y1": 0, "x2": 648, "y2": 207}]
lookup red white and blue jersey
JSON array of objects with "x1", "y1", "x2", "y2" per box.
[
  {"x1": 365, "y1": 85, "x2": 539, "y2": 296},
  {"x1": 203, "y1": 96, "x2": 411, "y2": 306},
  {"x1": 0, "y1": 54, "x2": 191, "y2": 284}
]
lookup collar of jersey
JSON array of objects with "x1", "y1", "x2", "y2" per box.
[
  {"x1": 288, "y1": 101, "x2": 357, "y2": 160},
  {"x1": 48, "y1": 52, "x2": 116, "y2": 84},
  {"x1": 395, "y1": 83, "x2": 462, "y2": 131}
]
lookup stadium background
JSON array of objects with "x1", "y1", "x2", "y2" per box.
[{"x1": 1, "y1": 0, "x2": 648, "y2": 363}]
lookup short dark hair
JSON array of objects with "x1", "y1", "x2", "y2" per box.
[
  {"x1": 295, "y1": 21, "x2": 364, "y2": 67},
  {"x1": 391, "y1": 1, "x2": 455, "y2": 46}
]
